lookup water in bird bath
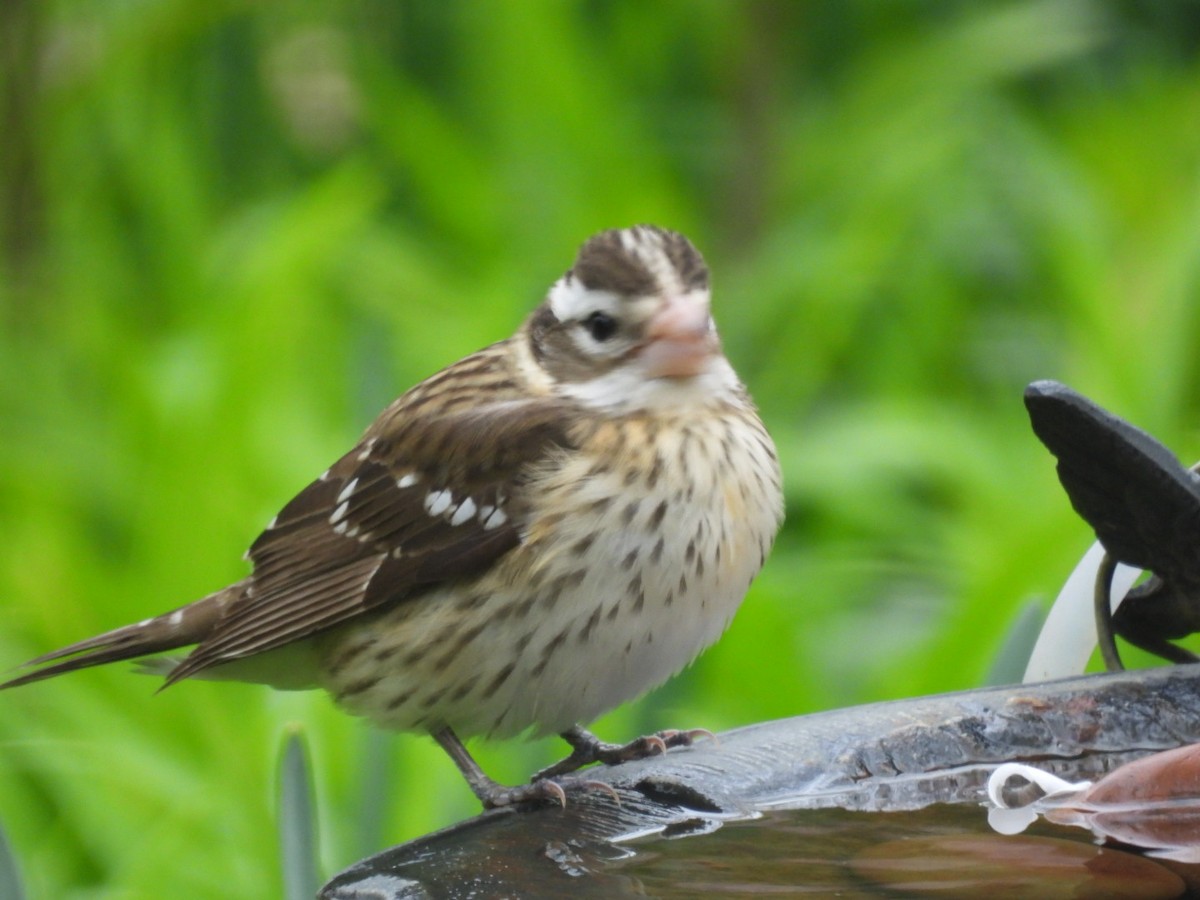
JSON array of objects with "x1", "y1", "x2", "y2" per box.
[{"x1": 593, "y1": 804, "x2": 1198, "y2": 898}]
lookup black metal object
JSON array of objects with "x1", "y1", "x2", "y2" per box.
[{"x1": 1024, "y1": 379, "x2": 1200, "y2": 666}]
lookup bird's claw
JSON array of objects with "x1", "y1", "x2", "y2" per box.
[
  {"x1": 483, "y1": 774, "x2": 622, "y2": 810},
  {"x1": 534, "y1": 724, "x2": 716, "y2": 782},
  {"x1": 601, "y1": 727, "x2": 715, "y2": 763},
  {"x1": 656, "y1": 727, "x2": 718, "y2": 750},
  {"x1": 482, "y1": 777, "x2": 567, "y2": 809}
]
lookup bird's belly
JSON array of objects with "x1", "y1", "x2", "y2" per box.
[
  {"x1": 320, "y1": 559, "x2": 747, "y2": 739},
  {"x1": 319, "y1": 416, "x2": 781, "y2": 739}
]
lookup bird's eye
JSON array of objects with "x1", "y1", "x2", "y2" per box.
[{"x1": 583, "y1": 310, "x2": 618, "y2": 342}]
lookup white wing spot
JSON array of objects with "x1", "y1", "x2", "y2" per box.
[
  {"x1": 482, "y1": 506, "x2": 508, "y2": 530},
  {"x1": 450, "y1": 497, "x2": 477, "y2": 526},
  {"x1": 397, "y1": 473, "x2": 418, "y2": 490},
  {"x1": 333, "y1": 520, "x2": 349, "y2": 536},
  {"x1": 425, "y1": 489, "x2": 453, "y2": 517},
  {"x1": 336, "y1": 478, "x2": 359, "y2": 504},
  {"x1": 477, "y1": 504, "x2": 495, "y2": 523},
  {"x1": 391, "y1": 546, "x2": 405, "y2": 559},
  {"x1": 167, "y1": 610, "x2": 184, "y2": 627},
  {"x1": 357, "y1": 437, "x2": 377, "y2": 461},
  {"x1": 330, "y1": 500, "x2": 350, "y2": 524}
]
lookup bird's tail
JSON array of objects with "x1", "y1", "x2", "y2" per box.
[{"x1": 0, "y1": 582, "x2": 244, "y2": 689}]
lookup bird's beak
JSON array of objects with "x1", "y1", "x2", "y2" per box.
[{"x1": 639, "y1": 293, "x2": 717, "y2": 379}]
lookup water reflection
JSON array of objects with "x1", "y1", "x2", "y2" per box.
[{"x1": 604, "y1": 806, "x2": 1197, "y2": 898}]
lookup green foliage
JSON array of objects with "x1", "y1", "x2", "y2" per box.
[
  {"x1": 2, "y1": 1, "x2": 1200, "y2": 896},
  {"x1": 278, "y1": 729, "x2": 319, "y2": 900},
  {"x1": 0, "y1": 815, "x2": 26, "y2": 900}
]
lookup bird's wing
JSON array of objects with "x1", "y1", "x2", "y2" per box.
[{"x1": 166, "y1": 389, "x2": 575, "y2": 684}]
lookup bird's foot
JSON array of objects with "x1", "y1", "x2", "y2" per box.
[
  {"x1": 433, "y1": 726, "x2": 620, "y2": 809},
  {"x1": 534, "y1": 724, "x2": 715, "y2": 781},
  {"x1": 480, "y1": 774, "x2": 622, "y2": 809}
]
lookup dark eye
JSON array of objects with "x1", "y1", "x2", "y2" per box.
[{"x1": 583, "y1": 310, "x2": 618, "y2": 342}]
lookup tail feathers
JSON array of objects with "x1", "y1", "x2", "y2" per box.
[{"x1": 1, "y1": 583, "x2": 244, "y2": 690}]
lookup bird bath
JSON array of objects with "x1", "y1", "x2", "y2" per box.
[
  {"x1": 318, "y1": 380, "x2": 1200, "y2": 897},
  {"x1": 320, "y1": 665, "x2": 1200, "y2": 898}
]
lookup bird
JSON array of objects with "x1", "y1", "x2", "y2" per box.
[{"x1": 2, "y1": 225, "x2": 784, "y2": 808}]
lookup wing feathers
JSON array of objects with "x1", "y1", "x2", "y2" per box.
[
  {"x1": 12, "y1": 345, "x2": 579, "y2": 689},
  {"x1": 166, "y1": 558, "x2": 383, "y2": 681},
  {"x1": 166, "y1": 383, "x2": 577, "y2": 683}
]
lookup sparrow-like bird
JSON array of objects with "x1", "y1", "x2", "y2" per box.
[{"x1": 2, "y1": 225, "x2": 784, "y2": 807}]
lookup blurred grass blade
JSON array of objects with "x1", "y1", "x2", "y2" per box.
[
  {"x1": 0, "y1": 816, "x2": 25, "y2": 900},
  {"x1": 986, "y1": 599, "x2": 1046, "y2": 686},
  {"x1": 278, "y1": 728, "x2": 320, "y2": 900},
  {"x1": 355, "y1": 728, "x2": 396, "y2": 859}
]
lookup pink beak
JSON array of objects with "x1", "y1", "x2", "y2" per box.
[{"x1": 640, "y1": 294, "x2": 716, "y2": 379}]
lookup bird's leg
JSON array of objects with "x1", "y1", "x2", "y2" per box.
[
  {"x1": 533, "y1": 724, "x2": 714, "y2": 781},
  {"x1": 432, "y1": 727, "x2": 566, "y2": 808}
]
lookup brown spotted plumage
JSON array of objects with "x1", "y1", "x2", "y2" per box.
[{"x1": 2, "y1": 225, "x2": 784, "y2": 808}]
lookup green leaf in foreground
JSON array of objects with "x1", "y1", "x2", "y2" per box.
[
  {"x1": 278, "y1": 727, "x2": 320, "y2": 900},
  {"x1": 0, "y1": 816, "x2": 25, "y2": 900}
]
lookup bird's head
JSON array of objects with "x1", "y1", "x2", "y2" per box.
[{"x1": 525, "y1": 226, "x2": 738, "y2": 413}]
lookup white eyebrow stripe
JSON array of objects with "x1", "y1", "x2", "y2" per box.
[{"x1": 548, "y1": 277, "x2": 622, "y2": 324}]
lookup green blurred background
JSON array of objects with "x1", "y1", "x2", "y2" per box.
[{"x1": 3, "y1": 0, "x2": 1200, "y2": 896}]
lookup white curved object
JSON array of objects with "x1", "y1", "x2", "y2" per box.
[{"x1": 1023, "y1": 540, "x2": 1142, "y2": 683}]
